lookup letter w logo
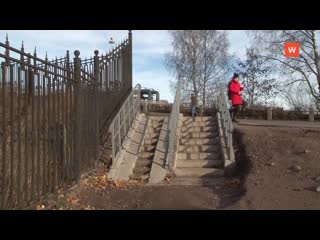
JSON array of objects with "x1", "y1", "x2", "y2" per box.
[{"x1": 285, "y1": 42, "x2": 300, "y2": 58}]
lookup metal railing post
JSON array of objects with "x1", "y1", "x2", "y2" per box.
[
  {"x1": 167, "y1": 80, "x2": 181, "y2": 170},
  {"x1": 216, "y1": 90, "x2": 235, "y2": 162},
  {"x1": 94, "y1": 50, "x2": 100, "y2": 166},
  {"x1": 73, "y1": 50, "x2": 81, "y2": 184}
]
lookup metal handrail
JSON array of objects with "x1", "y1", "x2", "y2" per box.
[
  {"x1": 167, "y1": 80, "x2": 182, "y2": 170},
  {"x1": 109, "y1": 84, "x2": 141, "y2": 163},
  {"x1": 216, "y1": 90, "x2": 234, "y2": 162}
]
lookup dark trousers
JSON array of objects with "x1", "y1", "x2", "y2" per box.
[{"x1": 229, "y1": 104, "x2": 241, "y2": 121}]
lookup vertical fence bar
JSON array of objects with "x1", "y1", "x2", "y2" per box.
[
  {"x1": 36, "y1": 72, "x2": 40, "y2": 199},
  {"x1": 52, "y1": 64, "x2": 57, "y2": 192},
  {"x1": 65, "y1": 51, "x2": 70, "y2": 182},
  {"x1": 47, "y1": 73, "x2": 52, "y2": 192},
  {"x1": 30, "y1": 63, "x2": 36, "y2": 201},
  {"x1": 42, "y1": 74, "x2": 46, "y2": 194},
  {"x1": 32, "y1": 50, "x2": 39, "y2": 200},
  {"x1": 94, "y1": 51, "x2": 99, "y2": 166},
  {"x1": 57, "y1": 66, "x2": 61, "y2": 189},
  {"x1": 61, "y1": 69, "x2": 65, "y2": 188},
  {"x1": 82, "y1": 74, "x2": 86, "y2": 170},
  {"x1": 24, "y1": 60, "x2": 29, "y2": 202},
  {"x1": 17, "y1": 66, "x2": 22, "y2": 207},
  {"x1": 128, "y1": 31, "x2": 132, "y2": 90},
  {"x1": 73, "y1": 50, "x2": 81, "y2": 184},
  {"x1": 70, "y1": 69, "x2": 74, "y2": 182},
  {"x1": 16, "y1": 44, "x2": 24, "y2": 208},
  {"x1": 9, "y1": 65, "x2": 14, "y2": 208},
  {"x1": 1, "y1": 63, "x2": 7, "y2": 209}
]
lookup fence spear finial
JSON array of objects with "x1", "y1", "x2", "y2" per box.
[
  {"x1": 6, "y1": 33, "x2": 8, "y2": 41},
  {"x1": 21, "y1": 41, "x2": 24, "y2": 49},
  {"x1": 34, "y1": 46, "x2": 37, "y2": 54}
]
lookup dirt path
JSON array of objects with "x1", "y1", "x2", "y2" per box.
[
  {"x1": 228, "y1": 124, "x2": 320, "y2": 210},
  {"x1": 33, "y1": 123, "x2": 320, "y2": 210}
]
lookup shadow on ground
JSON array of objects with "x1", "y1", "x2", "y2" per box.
[{"x1": 202, "y1": 128, "x2": 253, "y2": 209}]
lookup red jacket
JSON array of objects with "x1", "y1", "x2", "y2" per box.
[{"x1": 229, "y1": 79, "x2": 244, "y2": 105}]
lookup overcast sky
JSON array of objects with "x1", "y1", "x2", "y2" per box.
[{"x1": 1, "y1": 30, "x2": 250, "y2": 102}]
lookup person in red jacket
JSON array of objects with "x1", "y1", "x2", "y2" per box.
[{"x1": 229, "y1": 73, "x2": 244, "y2": 122}]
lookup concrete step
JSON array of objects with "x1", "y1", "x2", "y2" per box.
[
  {"x1": 182, "y1": 116, "x2": 215, "y2": 122},
  {"x1": 143, "y1": 145, "x2": 157, "y2": 152},
  {"x1": 135, "y1": 159, "x2": 153, "y2": 167},
  {"x1": 150, "y1": 120, "x2": 164, "y2": 126},
  {"x1": 177, "y1": 152, "x2": 221, "y2": 160},
  {"x1": 180, "y1": 132, "x2": 219, "y2": 138},
  {"x1": 175, "y1": 168, "x2": 224, "y2": 178},
  {"x1": 144, "y1": 138, "x2": 159, "y2": 145},
  {"x1": 150, "y1": 116, "x2": 166, "y2": 120},
  {"x1": 147, "y1": 128, "x2": 162, "y2": 134},
  {"x1": 130, "y1": 174, "x2": 149, "y2": 181},
  {"x1": 144, "y1": 132, "x2": 161, "y2": 139},
  {"x1": 164, "y1": 177, "x2": 224, "y2": 186},
  {"x1": 182, "y1": 121, "x2": 216, "y2": 127},
  {"x1": 149, "y1": 124, "x2": 162, "y2": 129},
  {"x1": 177, "y1": 159, "x2": 223, "y2": 168},
  {"x1": 132, "y1": 166, "x2": 151, "y2": 176},
  {"x1": 178, "y1": 145, "x2": 220, "y2": 153},
  {"x1": 180, "y1": 126, "x2": 217, "y2": 133},
  {"x1": 179, "y1": 138, "x2": 219, "y2": 145},
  {"x1": 138, "y1": 151, "x2": 155, "y2": 159}
]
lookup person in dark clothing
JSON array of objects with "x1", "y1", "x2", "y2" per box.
[
  {"x1": 228, "y1": 73, "x2": 244, "y2": 122},
  {"x1": 191, "y1": 93, "x2": 198, "y2": 120}
]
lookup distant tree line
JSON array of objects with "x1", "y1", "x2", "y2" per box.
[{"x1": 165, "y1": 30, "x2": 320, "y2": 112}]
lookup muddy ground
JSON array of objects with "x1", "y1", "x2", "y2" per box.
[
  {"x1": 33, "y1": 124, "x2": 320, "y2": 210},
  {"x1": 229, "y1": 124, "x2": 320, "y2": 210}
]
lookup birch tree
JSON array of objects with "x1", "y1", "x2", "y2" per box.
[
  {"x1": 165, "y1": 30, "x2": 229, "y2": 107},
  {"x1": 250, "y1": 30, "x2": 320, "y2": 103}
]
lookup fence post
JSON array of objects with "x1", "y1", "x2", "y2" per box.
[
  {"x1": 27, "y1": 53, "x2": 33, "y2": 104},
  {"x1": 267, "y1": 106, "x2": 273, "y2": 120},
  {"x1": 66, "y1": 50, "x2": 71, "y2": 89},
  {"x1": 309, "y1": 107, "x2": 314, "y2": 122},
  {"x1": 94, "y1": 50, "x2": 100, "y2": 166},
  {"x1": 73, "y1": 50, "x2": 81, "y2": 185},
  {"x1": 128, "y1": 30, "x2": 133, "y2": 91}
]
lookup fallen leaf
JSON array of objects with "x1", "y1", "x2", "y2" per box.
[
  {"x1": 68, "y1": 198, "x2": 80, "y2": 205},
  {"x1": 115, "y1": 180, "x2": 119, "y2": 187},
  {"x1": 101, "y1": 175, "x2": 107, "y2": 182}
]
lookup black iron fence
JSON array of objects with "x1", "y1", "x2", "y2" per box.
[{"x1": 0, "y1": 31, "x2": 133, "y2": 209}]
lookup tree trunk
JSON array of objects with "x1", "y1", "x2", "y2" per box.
[
  {"x1": 203, "y1": 35, "x2": 207, "y2": 107},
  {"x1": 191, "y1": 32, "x2": 198, "y2": 103},
  {"x1": 311, "y1": 30, "x2": 320, "y2": 96},
  {"x1": 251, "y1": 78, "x2": 255, "y2": 105}
]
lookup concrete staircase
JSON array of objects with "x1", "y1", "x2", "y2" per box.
[
  {"x1": 172, "y1": 116, "x2": 224, "y2": 186},
  {"x1": 131, "y1": 117, "x2": 164, "y2": 180}
]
